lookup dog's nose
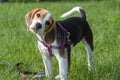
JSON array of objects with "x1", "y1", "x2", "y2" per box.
[{"x1": 36, "y1": 23, "x2": 42, "y2": 29}]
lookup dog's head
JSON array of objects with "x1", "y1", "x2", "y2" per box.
[{"x1": 25, "y1": 8, "x2": 55, "y2": 35}]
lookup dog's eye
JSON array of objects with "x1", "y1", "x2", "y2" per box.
[
  {"x1": 36, "y1": 14, "x2": 41, "y2": 17},
  {"x1": 46, "y1": 21, "x2": 50, "y2": 25}
]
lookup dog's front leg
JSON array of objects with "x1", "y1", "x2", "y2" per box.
[
  {"x1": 54, "y1": 49, "x2": 68, "y2": 80},
  {"x1": 58, "y1": 57, "x2": 68, "y2": 80},
  {"x1": 42, "y1": 53, "x2": 52, "y2": 78},
  {"x1": 38, "y1": 42, "x2": 52, "y2": 78}
]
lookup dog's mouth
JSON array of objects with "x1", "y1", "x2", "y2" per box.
[
  {"x1": 29, "y1": 23, "x2": 42, "y2": 34},
  {"x1": 30, "y1": 28, "x2": 40, "y2": 34},
  {"x1": 30, "y1": 27, "x2": 37, "y2": 33}
]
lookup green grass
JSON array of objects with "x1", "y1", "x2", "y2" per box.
[{"x1": 0, "y1": 1, "x2": 120, "y2": 80}]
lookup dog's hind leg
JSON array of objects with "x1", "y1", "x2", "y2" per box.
[{"x1": 83, "y1": 34, "x2": 94, "y2": 71}]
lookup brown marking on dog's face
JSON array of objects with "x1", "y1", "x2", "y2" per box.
[
  {"x1": 25, "y1": 8, "x2": 55, "y2": 34},
  {"x1": 25, "y1": 8, "x2": 41, "y2": 29},
  {"x1": 32, "y1": 9, "x2": 48, "y2": 21},
  {"x1": 44, "y1": 16, "x2": 55, "y2": 33}
]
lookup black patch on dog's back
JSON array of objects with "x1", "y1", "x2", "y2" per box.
[{"x1": 56, "y1": 17, "x2": 91, "y2": 46}]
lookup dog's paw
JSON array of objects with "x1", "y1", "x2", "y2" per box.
[
  {"x1": 55, "y1": 74, "x2": 60, "y2": 79},
  {"x1": 33, "y1": 71, "x2": 45, "y2": 79}
]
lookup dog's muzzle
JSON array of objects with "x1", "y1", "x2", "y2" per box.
[
  {"x1": 36, "y1": 23, "x2": 42, "y2": 30},
  {"x1": 30, "y1": 22, "x2": 42, "y2": 33}
]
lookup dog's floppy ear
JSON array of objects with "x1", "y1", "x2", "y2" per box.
[{"x1": 25, "y1": 11, "x2": 32, "y2": 30}]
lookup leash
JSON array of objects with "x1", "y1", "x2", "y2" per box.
[
  {"x1": 11, "y1": 63, "x2": 45, "y2": 79},
  {"x1": 37, "y1": 23, "x2": 71, "y2": 57}
]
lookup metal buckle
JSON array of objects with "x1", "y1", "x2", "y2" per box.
[{"x1": 67, "y1": 32, "x2": 71, "y2": 42}]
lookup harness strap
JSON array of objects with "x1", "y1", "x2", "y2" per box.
[
  {"x1": 57, "y1": 23, "x2": 68, "y2": 49},
  {"x1": 37, "y1": 23, "x2": 71, "y2": 57},
  {"x1": 40, "y1": 41, "x2": 53, "y2": 57}
]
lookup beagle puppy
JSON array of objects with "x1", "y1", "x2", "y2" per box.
[{"x1": 25, "y1": 6, "x2": 94, "y2": 80}]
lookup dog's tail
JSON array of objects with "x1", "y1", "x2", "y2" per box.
[{"x1": 61, "y1": 6, "x2": 86, "y2": 20}]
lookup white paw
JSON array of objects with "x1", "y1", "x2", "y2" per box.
[
  {"x1": 33, "y1": 72, "x2": 45, "y2": 79},
  {"x1": 55, "y1": 74, "x2": 60, "y2": 79}
]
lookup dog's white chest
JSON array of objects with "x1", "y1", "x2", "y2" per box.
[{"x1": 38, "y1": 41, "x2": 49, "y2": 55}]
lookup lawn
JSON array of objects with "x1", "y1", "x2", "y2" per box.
[{"x1": 0, "y1": 1, "x2": 120, "y2": 80}]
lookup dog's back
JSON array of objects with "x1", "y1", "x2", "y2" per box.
[{"x1": 57, "y1": 7, "x2": 92, "y2": 46}]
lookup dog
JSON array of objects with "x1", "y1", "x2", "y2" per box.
[{"x1": 25, "y1": 6, "x2": 94, "y2": 80}]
